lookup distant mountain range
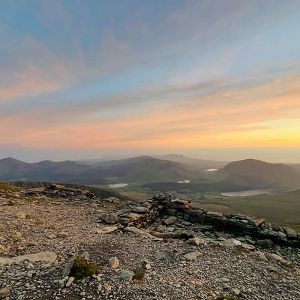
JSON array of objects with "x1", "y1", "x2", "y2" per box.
[
  {"x1": 1, "y1": 156, "x2": 300, "y2": 191},
  {"x1": 0, "y1": 155, "x2": 204, "y2": 185},
  {"x1": 145, "y1": 158, "x2": 300, "y2": 192}
]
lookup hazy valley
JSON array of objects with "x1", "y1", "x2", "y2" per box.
[{"x1": 1, "y1": 155, "x2": 300, "y2": 231}]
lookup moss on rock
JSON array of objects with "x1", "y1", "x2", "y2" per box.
[{"x1": 69, "y1": 256, "x2": 98, "y2": 279}]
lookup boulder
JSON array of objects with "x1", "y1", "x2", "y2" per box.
[
  {"x1": 284, "y1": 227, "x2": 298, "y2": 239},
  {"x1": 241, "y1": 243, "x2": 256, "y2": 251},
  {"x1": 164, "y1": 216, "x2": 177, "y2": 225},
  {"x1": 183, "y1": 251, "x2": 203, "y2": 261},
  {"x1": 132, "y1": 206, "x2": 148, "y2": 213},
  {"x1": 100, "y1": 213, "x2": 118, "y2": 224},
  {"x1": 188, "y1": 237, "x2": 206, "y2": 246},
  {"x1": 268, "y1": 253, "x2": 289, "y2": 265},
  {"x1": 256, "y1": 239, "x2": 274, "y2": 248}
]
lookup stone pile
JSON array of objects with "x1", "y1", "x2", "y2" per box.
[
  {"x1": 99, "y1": 198, "x2": 164, "y2": 228},
  {"x1": 115, "y1": 194, "x2": 300, "y2": 248}
]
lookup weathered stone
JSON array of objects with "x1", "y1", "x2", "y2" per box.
[
  {"x1": 109, "y1": 257, "x2": 120, "y2": 269},
  {"x1": 104, "y1": 197, "x2": 120, "y2": 203},
  {"x1": 206, "y1": 211, "x2": 223, "y2": 218},
  {"x1": 259, "y1": 229, "x2": 281, "y2": 239},
  {"x1": 95, "y1": 226, "x2": 119, "y2": 234},
  {"x1": 253, "y1": 251, "x2": 268, "y2": 261},
  {"x1": 189, "y1": 237, "x2": 206, "y2": 246},
  {"x1": 124, "y1": 226, "x2": 162, "y2": 240},
  {"x1": 181, "y1": 220, "x2": 192, "y2": 226},
  {"x1": 255, "y1": 218, "x2": 266, "y2": 227},
  {"x1": 100, "y1": 213, "x2": 118, "y2": 224},
  {"x1": 132, "y1": 206, "x2": 148, "y2": 213},
  {"x1": 127, "y1": 213, "x2": 142, "y2": 222},
  {"x1": 256, "y1": 239, "x2": 273, "y2": 248},
  {"x1": 232, "y1": 288, "x2": 241, "y2": 296},
  {"x1": 183, "y1": 251, "x2": 203, "y2": 261},
  {"x1": 268, "y1": 253, "x2": 289, "y2": 265},
  {"x1": 156, "y1": 224, "x2": 167, "y2": 233},
  {"x1": 0, "y1": 286, "x2": 12, "y2": 299},
  {"x1": 164, "y1": 216, "x2": 177, "y2": 225},
  {"x1": 278, "y1": 231, "x2": 287, "y2": 239},
  {"x1": 16, "y1": 211, "x2": 27, "y2": 219},
  {"x1": 62, "y1": 256, "x2": 75, "y2": 278},
  {"x1": 241, "y1": 243, "x2": 256, "y2": 251},
  {"x1": 65, "y1": 276, "x2": 75, "y2": 287},
  {"x1": 0, "y1": 251, "x2": 57, "y2": 266},
  {"x1": 223, "y1": 238, "x2": 242, "y2": 247},
  {"x1": 284, "y1": 227, "x2": 297, "y2": 238}
]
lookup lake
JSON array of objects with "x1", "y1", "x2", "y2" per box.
[
  {"x1": 177, "y1": 179, "x2": 191, "y2": 183},
  {"x1": 221, "y1": 189, "x2": 274, "y2": 197},
  {"x1": 107, "y1": 183, "x2": 128, "y2": 188}
]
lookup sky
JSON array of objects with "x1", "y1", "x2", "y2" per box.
[{"x1": 0, "y1": 0, "x2": 300, "y2": 163}]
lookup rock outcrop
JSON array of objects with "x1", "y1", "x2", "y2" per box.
[
  {"x1": 116, "y1": 194, "x2": 300, "y2": 248},
  {"x1": 25, "y1": 183, "x2": 96, "y2": 200}
]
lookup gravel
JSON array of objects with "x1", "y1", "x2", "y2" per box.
[{"x1": 0, "y1": 188, "x2": 299, "y2": 300}]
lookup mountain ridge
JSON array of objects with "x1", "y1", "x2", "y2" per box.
[{"x1": 1, "y1": 156, "x2": 300, "y2": 189}]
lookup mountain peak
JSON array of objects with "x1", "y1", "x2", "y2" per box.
[{"x1": 0, "y1": 157, "x2": 26, "y2": 164}]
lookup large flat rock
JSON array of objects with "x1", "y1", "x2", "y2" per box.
[{"x1": 0, "y1": 251, "x2": 57, "y2": 266}]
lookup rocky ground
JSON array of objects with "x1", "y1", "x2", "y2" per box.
[{"x1": 0, "y1": 183, "x2": 299, "y2": 300}]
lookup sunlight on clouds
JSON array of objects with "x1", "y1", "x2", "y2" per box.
[
  {"x1": 0, "y1": 0, "x2": 300, "y2": 160},
  {"x1": 0, "y1": 73, "x2": 299, "y2": 151}
]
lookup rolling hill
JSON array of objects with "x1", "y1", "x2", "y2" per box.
[
  {"x1": 0, "y1": 157, "x2": 91, "y2": 183},
  {"x1": 93, "y1": 156, "x2": 202, "y2": 184},
  {"x1": 145, "y1": 159, "x2": 300, "y2": 193},
  {"x1": 217, "y1": 159, "x2": 300, "y2": 188},
  {"x1": 0, "y1": 156, "x2": 202, "y2": 185}
]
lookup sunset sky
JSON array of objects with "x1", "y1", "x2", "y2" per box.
[{"x1": 1, "y1": 0, "x2": 300, "y2": 162}]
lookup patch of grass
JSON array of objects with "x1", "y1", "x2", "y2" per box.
[
  {"x1": 0, "y1": 182, "x2": 20, "y2": 192},
  {"x1": 70, "y1": 256, "x2": 98, "y2": 279}
]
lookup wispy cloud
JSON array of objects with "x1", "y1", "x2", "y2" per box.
[
  {"x1": 0, "y1": 0, "x2": 300, "y2": 160},
  {"x1": 0, "y1": 73, "x2": 299, "y2": 151}
]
